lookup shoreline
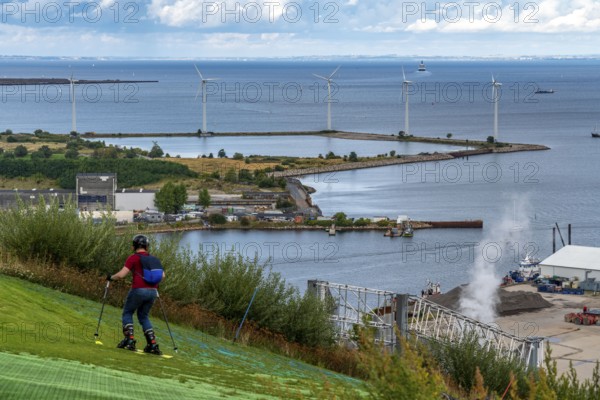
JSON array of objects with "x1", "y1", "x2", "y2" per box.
[
  {"x1": 84, "y1": 130, "x2": 549, "y2": 150},
  {"x1": 121, "y1": 219, "x2": 483, "y2": 235}
]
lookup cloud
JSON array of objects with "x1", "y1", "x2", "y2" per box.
[{"x1": 147, "y1": 0, "x2": 292, "y2": 28}]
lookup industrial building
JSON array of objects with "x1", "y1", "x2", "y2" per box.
[
  {"x1": 540, "y1": 245, "x2": 600, "y2": 281},
  {"x1": 76, "y1": 173, "x2": 116, "y2": 211}
]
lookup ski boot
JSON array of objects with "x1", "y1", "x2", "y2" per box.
[
  {"x1": 143, "y1": 329, "x2": 163, "y2": 355},
  {"x1": 117, "y1": 324, "x2": 136, "y2": 351}
]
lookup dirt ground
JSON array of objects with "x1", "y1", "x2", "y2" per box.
[{"x1": 496, "y1": 284, "x2": 600, "y2": 380}]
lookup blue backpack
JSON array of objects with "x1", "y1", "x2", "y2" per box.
[{"x1": 136, "y1": 253, "x2": 164, "y2": 285}]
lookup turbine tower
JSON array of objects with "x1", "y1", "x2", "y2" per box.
[
  {"x1": 70, "y1": 74, "x2": 76, "y2": 133},
  {"x1": 492, "y1": 74, "x2": 502, "y2": 141},
  {"x1": 402, "y1": 67, "x2": 412, "y2": 136},
  {"x1": 194, "y1": 65, "x2": 219, "y2": 133},
  {"x1": 313, "y1": 66, "x2": 340, "y2": 131}
]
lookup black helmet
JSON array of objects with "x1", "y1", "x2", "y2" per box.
[{"x1": 132, "y1": 235, "x2": 149, "y2": 250}]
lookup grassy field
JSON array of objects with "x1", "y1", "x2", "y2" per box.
[{"x1": 0, "y1": 274, "x2": 365, "y2": 399}]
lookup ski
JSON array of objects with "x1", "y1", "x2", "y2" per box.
[{"x1": 134, "y1": 349, "x2": 173, "y2": 359}]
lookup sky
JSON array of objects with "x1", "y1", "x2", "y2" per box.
[{"x1": 0, "y1": 0, "x2": 599, "y2": 58}]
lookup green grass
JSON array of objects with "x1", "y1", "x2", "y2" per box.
[{"x1": 0, "y1": 274, "x2": 365, "y2": 399}]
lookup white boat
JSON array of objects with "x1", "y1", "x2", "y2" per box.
[
  {"x1": 418, "y1": 61, "x2": 426, "y2": 72},
  {"x1": 421, "y1": 280, "x2": 441, "y2": 297},
  {"x1": 518, "y1": 254, "x2": 541, "y2": 280}
]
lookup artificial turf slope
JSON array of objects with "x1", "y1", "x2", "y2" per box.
[{"x1": 0, "y1": 274, "x2": 363, "y2": 399}]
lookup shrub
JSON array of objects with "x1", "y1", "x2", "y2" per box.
[
  {"x1": 14, "y1": 145, "x2": 28, "y2": 157},
  {"x1": 429, "y1": 332, "x2": 529, "y2": 397},
  {"x1": 359, "y1": 331, "x2": 446, "y2": 400},
  {"x1": 0, "y1": 198, "x2": 129, "y2": 271},
  {"x1": 6, "y1": 135, "x2": 17, "y2": 143},
  {"x1": 233, "y1": 152, "x2": 244, "y2": 160},
  {"x1": 208, "y1": 213, "x2": 227, "y2": 224},
  {"x1": 65, "y1": 148, "x2": 79, "y2": 159}
]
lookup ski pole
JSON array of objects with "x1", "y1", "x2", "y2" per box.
[
  {"x1": 234, "y1": 287, "x2": 258, "y2": 343},
  {"x1": 156, "y1": 291, "x2": 178, "y2": 352},
  {"x1": 94, "y1": 280, "x2": 110, "y2": 345}
]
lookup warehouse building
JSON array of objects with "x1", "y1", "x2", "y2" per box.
[{"x1": 540, "y1": 245, "x2": 600, "y2": 281}]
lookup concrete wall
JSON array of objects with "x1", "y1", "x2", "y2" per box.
[{"x1": 115, "y1": 192, "x2": 156, "y2": 211}]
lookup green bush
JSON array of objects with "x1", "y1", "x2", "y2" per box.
[
  {"x1": 0, "y1": 158, "x2": 197, "y2": 189},
  {"x1": 208, "y1": 213, "x2": 227, "y2": 224},
  {"x1": 429, "y1": 332, "x2": 529, "y2": 397},
  {"x1": 0, "y1": 198, "x2": 129, "y2": 271},
  {"x1": 148, "y1": 240, "x2": 335, "y2": 347}
]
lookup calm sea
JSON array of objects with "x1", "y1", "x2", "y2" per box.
[{"x1": 2, "y1": 58, "x2": 599, "y2": 294}]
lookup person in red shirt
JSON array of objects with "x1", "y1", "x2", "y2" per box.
[{"x1": 107, "y1": 234, "x2": 165, "y2": 355}]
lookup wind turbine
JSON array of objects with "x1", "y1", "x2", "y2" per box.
[
  {"x1": 402, "y1": 67, "x2": 412, "y2": 136},
  {"x1": 313, "y1": 66, "x2": 340, "y2": 131},
  {"x1": 70, "y1": 74, "x2": 76, "y2": 133},
  {"x1": 492, "y1": 74, "x2": 502, "y2": 141},
  {"x1": 194, "y1": 65, "x2": 219, "y2": 133}
]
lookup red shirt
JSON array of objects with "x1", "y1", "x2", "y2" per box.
[{"x1": 125, "y1": 251, "x2": 160, "y2": 289}]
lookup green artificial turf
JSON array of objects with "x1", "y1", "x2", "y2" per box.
[{"x1": 0, "y1": 274, "x2": 365, "y2": 399}]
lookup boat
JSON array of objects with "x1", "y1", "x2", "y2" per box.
[
  {"x1": 384, "y1": 227, "x2": 402, "y2": 237},
  {"x1": 501, "y1": 254, "x2": 541, "y2": 286},
  {"x1": 401, "y1": 218, "x2": 414, "y2": 237},
  {"x1": 519, "y1": 253, "x2": 541, "y2": 268},
  {"x1": 534, "y1": 89, "x2": 555, "y2": 94},
  {"x1": 421, "y1": 280, "x2": 441, "y2": 298},
  {"x1": 417, "y1": 61, "x2": 426, "y2": 72},
  {"x1": 592, "y1": 126, "x2": 600, "y2": 138}
]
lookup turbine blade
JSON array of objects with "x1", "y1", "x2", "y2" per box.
[
  {"x1": 195, "y1": 84, "x2": 202, "y2": 101},
  {"x1": 329, "y1": 65, "x2": 341, "y2": 79},
  {"x1": 313, "y1": 74, "x2": 328, "y2": 81},
  {"x1": 402, "y1": 67, "x2": 406, "y2": 82},
  {"x1": 194, "y1": 64, "x2": 204, "y2": 80}
]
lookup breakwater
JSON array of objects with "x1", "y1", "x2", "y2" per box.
[{"x1": 0, "y1": 78, "x2": 158, "y2": 85}]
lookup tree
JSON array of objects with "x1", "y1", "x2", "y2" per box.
[
  {"x1": 389, "y1": 150, "x2": 396, "y2": 157},
  {"x1": 154, "y1": 182, "x2": 188, "y2": 214},
  {"x1": 333, "y1": 212, "x2": 352, "y2": 227},
  {"x1": 38, "y1": 145, "x2": 53, "y2": 159},
  {"x1": 446, "y1": 133, "x2": 453, "y2": 139},
  {"x1": 348, "y1": 151, "x2": 358, "y2": 162},
  {"x1": 4, "y1": 129, "x2": 13, "y2": 135},
  {"x1": 14, "y1": 145, "x2": 28, "y2": 158},
  {"x1": 487, "y1": 136, "x2": 495, "y2": 144},
  {"x1": 199, "y1": 188, "x2": 211, "y2": 209},
  {"x1": 6, "y1": 136, "x2": 17, "y2": 143},
  {"x1": 208, "y1": 213, "x2": 226, "y2": 224},
  {"x1": 224, "y1": 168, "x2": 238, "y2": 183},
  {"x1": 148, "y1": 141, "x2": 164, "y2": 158},
  {"x1": 218, "y1": 148, "x2": 226, "y2": 158},
  {"x1": 65, "y1": 148, "x2": 79, "y2": 159},
  {"x1": 232, "y1": 152, "x2": 244, "y2": 160}
]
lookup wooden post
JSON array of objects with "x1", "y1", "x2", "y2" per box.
[{"x1": 553, "y1": 227, "x2": 556, "y2": 253}]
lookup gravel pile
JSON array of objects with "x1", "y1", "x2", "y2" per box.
[{"x1": 429, "y1": 285, "x2": 552, "y2": 316}]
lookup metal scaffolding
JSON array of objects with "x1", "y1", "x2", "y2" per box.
[{"x1": 308, "y1": 280, "x2": 544, "y2": 368}]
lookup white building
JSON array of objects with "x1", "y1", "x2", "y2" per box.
[
  {"x1": 115, "y1": 189, "x2": 156, "y2": 211},
  {"x1": 540, "y1": 245, "x2": 600, "y2": 281}
]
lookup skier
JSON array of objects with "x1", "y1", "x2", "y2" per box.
[{"x1": 107, "y1": 234, "x2": 165, "y2": 355}]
